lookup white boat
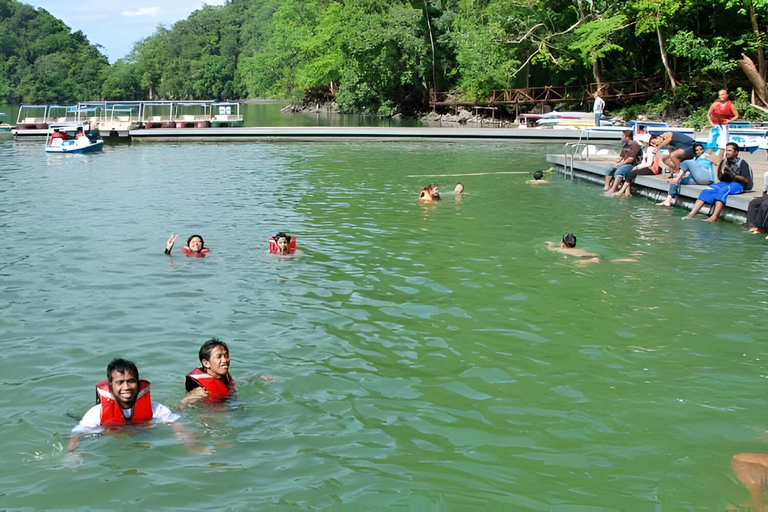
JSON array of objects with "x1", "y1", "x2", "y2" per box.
[{"x1": 45, "y1": 123, "x2": 104, "y2": 153}]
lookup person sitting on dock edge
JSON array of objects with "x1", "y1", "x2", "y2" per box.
[
  {"x1": 603, "y1": 130, "x2": 641, "y2": 191},
  {"x1": 656, "y1": 143, "x2": 717, "y2": 207},
  {"x1": 684, "y1": 142, "x2": 752, "y2": 222},
  {"x1": 650, "y1": 130, "x2": 697, "y2": 175},
  {"x1": 746, "y1": 172, "x2": 768, "y2": 234}
]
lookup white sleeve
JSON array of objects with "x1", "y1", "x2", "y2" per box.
[
  {"x1": 71, "y1": 405, "x2": 104, "y2": 435},
  {"x1": 151, "y1": 402, "x2": 181, "y2": 424}
]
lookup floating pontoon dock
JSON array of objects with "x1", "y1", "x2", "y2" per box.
[{"x1": 127, "y1": 126, "x2": 625, "y2": 142}]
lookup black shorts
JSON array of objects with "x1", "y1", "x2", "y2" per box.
[{"x1": 673, "y1": 146, "x2": 696, "y2": 160}]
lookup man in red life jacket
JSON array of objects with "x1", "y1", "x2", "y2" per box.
[
  {"x1": 68, "y1": 358, "x2": 206, "y2": 455},
  {"x1": 178, "y1": 339, "x2": 237, "y2": 409}
]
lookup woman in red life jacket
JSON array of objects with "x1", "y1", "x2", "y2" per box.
[
  {"x1": 268, "y1": 232, "x2": 297, "y2": 254},
  {"x1": 165, "y1": 234, "x2": 209, "y2": 258},
  {"x1": 178, "y1": 339, "x2": 236, "y2": 410}
]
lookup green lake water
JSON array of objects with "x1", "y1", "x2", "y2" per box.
[{"x1": 1, "y1": 107, "x2": 768, "y2": 510}]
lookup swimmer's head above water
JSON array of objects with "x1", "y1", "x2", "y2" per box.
[
  {"x1": 454, "y1": 182, "x2": 464, "y2": 194},
  {"x1": 561, "y1": 232, "x2": 577, "y2": 248},
  {"x1": 533, "y1": 171, "x2": 544, "y2": 181},
  {"x1": 419, "y1": 184, "x2": 440, "y2": 201},
  {"x1": 275, "y1": 232, "x2": 290, "y2": 252},
  {"x1": 187, "y1": 235, "x2": 205, "y2": 253}
]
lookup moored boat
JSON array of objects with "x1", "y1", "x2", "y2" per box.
[{"x1": 45, "y1": 123, "x2": 104, "y2": 153}]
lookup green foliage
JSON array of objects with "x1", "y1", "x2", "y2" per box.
[
  {"x1": 7, "y1": 0, "x2": 768, "y2": 115},
  {"x1": 667, "y1": 31, "x2": 737, "y2": 75},
  {"x1": 569, "y1": 14, "x2": 627, "y2": 66},
  {"x1": 0, "y1": 0, "x2": 109, "y2": 103}
]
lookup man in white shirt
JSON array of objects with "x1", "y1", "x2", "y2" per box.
[
  {"x1": 593, "y1": 94, "x2": 605, "y2": 127},
  {"x1": 68, "y1": 358, "x2": 205, "y2": 454}
]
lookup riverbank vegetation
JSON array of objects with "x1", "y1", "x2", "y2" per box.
[{"x1": 3, "y1": 0, "x2": 768, "y2": 120}]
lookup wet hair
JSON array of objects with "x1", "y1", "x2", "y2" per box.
[
  {"x1": 693, "y1": 143, "x2": 704, "y2": 151},
  {"x1": 455, "y1": 182, "x2": 465, "y2": 192},
  {"x1": 187, "y1": 234, "x2": 204, "y2": 247},
  {"x1": 533, "y1": 171, "x2": 544, "y2": 180},
  {"x1": 199, "y1": 338, "x2": 229, "y2": 364},
  {"x1": 107, "y1": 358, "x2": 139, "y2": 382},
  {"x1": 562, "y1": 232, "x2": 577, "y2": 248},
  {"x1": 274, "y1": 232, "x2": 291, "y2": 242},
  {"x1": 622, "y1": 130, "x2": 633, "y2": 139},
  {"x1": 726, "y1": 142, "x2": 740, "y2": 152}
]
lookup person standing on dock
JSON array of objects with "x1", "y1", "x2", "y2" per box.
[
  {"x1": 707, "y1": 89, "x2": 739, "y2": 150},
  {"x1": 593, "y1": 93, "x2": 605, "y2": 127}
]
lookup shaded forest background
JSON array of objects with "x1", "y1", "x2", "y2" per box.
[{"x1": 3, "y1": 0, "x2": 768, "y2": 120}]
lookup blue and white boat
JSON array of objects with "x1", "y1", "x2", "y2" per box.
[{"x1": 45, "y1": 123, "x2": 103, "y2": 153}]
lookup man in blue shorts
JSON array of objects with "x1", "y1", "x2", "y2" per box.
[{"x1": 684, "y1": 143, "x2": 753, "y2": 222}]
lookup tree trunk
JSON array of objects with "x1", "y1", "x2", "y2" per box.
[
  {"x1": 592, "y1": 58, "x2": 604, "y2": 95},
  {"x1": 737, "y1": 53, "x2": 768, "y2": 107},
  {"x1": 656, "y1": 25, "x2": 677, "y2": 89},
  {"x1": 748, "y1": 0, "x2": 766, "y2": 80}
]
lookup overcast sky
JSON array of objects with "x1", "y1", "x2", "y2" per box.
[{"x1": 22, "y1": 0, "x2": 227, "y2": 63}]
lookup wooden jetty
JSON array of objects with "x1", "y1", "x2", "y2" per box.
[{"x1": 128, "y1": 126, "x2": 623, "y2": 142}]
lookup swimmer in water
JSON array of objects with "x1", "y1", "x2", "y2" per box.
[
  {"x1": 419, "y1": 184, "x2": 440, "y2": 201},
  {"x1": 527, "y1": 170, "x2": 549, "y2": 185},
  {"x1": 454, "y1": 182, "x2": 465, "y2": 194},
  {"x1": 270, "y1": 232, "x2": 295, "y2": 254},
  {"x1": 546, "y1": 233, "x2": 637, "y2": 266},
  {"x1": 165, "y1": 234, "x2": 209, "y2": 258},
  {"x1": 546, "y1": 233, "x2": 600, "y2": 265}
]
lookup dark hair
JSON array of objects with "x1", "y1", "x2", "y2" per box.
[
  {"x1": 187, "y1": 234, "x2": 204, "y2": 247},
  {"x1": 199, "y1": 338, "x2": 229, "y2": 364},
  {"x1": 562, "y1": 232, "x2": 577, "y2": 248},
  {"x1": 726, "y1": 142, "x2": 740, "y2": 152},
  {"x1": 638, "y1": 125, "x2": 646, "y2": 132},
  {"x1": 533, "y1": 171, "x2": 544, "y2": 180},
  {"x1": 274, "y1": 232, "x2": 291, "y2": 242},
  {"x1": 622, "y1": 130, "x2": 633, "y2": 139},
  {"x1": 107, "y1": 358, "x2": 139, "y2": 382},
  {"x1": 693, "y1": 143, "x2": 704, "y2": 151}
]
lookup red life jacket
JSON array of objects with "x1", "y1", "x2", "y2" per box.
[
  {"x1": 181, "y1": 246, "x2": 209, "y2": 258},
  {"x1": 96, "y1": 379, "x2": 153, "y2": 426},
  {"x1": 710, "y1": 101, "x2": 735, "y2": 125},
  {"x1": 268, "y1": 236, "x2": 296, "y2": 254},
  {"x1": 185, "y1": 367, "x2": 236, "y2": 401}
]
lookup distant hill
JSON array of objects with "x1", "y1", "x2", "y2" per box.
[{"x1": 0, "y1": 0, "x2": 109, "y2": 103}]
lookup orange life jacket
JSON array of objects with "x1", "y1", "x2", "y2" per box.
[
  {"x1": 185, "y1": 368, "x2": 236, "y2": 401},
  {"x1": 96, "y1": 379, "x2": 153, "y2": 426},
  {"x1": 181, "y1": 246, "x2": 209, "y2": 257}
]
